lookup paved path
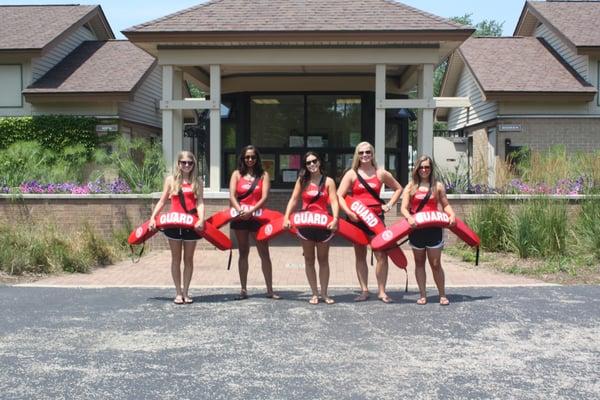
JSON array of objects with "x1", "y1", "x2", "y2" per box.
[
  {"x1": 1, "y1": 286, "x2": 598, "y2": 399},
  {"x1": 26, "y1": 243, "x2": 545, "y2": 290}
]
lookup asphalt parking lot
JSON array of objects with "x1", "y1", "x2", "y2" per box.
[{"x1": 1, "y1": 285, "x2": 599, "y2": 399}]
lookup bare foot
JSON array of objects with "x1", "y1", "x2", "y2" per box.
[
  {"x1": 309, "y1": 295, "x2": 319, "y2": 305},
  {"x1": 323, "y1": 297, "x2": 335, "y2": 305},
  {"x1": 266, "y1": 292, "x2": 282, "y2": 300},
  {"x1": 439, "y1": 296, "x2": 450, "y2": 306},
  {"x1": 354, "y1": 291, "x2": 370, "y2": 302},
  {"x1": 235, "y1": 290, "x2": 248, "y2": 300},
  {"x1": 378, "y1": 295, "x2": 393, "y2": 304},
  {"x1": 416, "y1": 297, "x2": 427, "y2": 305},
  {"x1": 183, "y1": 295, "x2": 194, "y2": 304},
  {"x1": 174, "y1": 295, "x2": 184, "y2": 305}
]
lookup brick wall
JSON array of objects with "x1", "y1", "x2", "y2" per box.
[{"x1": 0, "y1": 194, "x2": 587, "y2": 249}]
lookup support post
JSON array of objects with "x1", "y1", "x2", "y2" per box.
[
  {"x1": 375, "y1": 64, "x2": 386, "y2": 168},
  {"x1": 417, "y1": 64, "x2": 434, "y2": 157},
  {"x1": 162, "y1": 65, "x2": 174, "y2": 170},
  {"x1": 209, "y1": 65, "x2": 221, "y2": 192}
]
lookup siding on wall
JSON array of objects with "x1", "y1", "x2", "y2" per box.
[
  {"x1": 118, "y1": 65, "x2": 162, "y2": 128},
  {"x1": 31, "y1": 25, "x2": 97, "y2": 81},
  {"x1": 447, "y1": 66, "x2": 498, "y2": 131},
  {"x1": 534, "y1": 23, "x2": 588, "y2": 80}
]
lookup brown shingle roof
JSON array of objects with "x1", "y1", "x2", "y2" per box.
[
  {"x1": 0, "y1": 5, "x2": 98, "y2": 51},
  {"x1": 125, "y1": 0, "x2": 466, "y2": 33},
  {"x1": 23, "y1": 41, "x2": 156, "y2": 95},
  {"x1": 459, "y1": 36, "x2": 596, "y2": 95},
  {"x1": 529, "y1": 1, "x2": 600, "y2": 48}
]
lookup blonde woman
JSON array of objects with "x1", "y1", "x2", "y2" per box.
[
  {"x1": 400, "y1": 155, "x2": 455, "y2": 306},
  {"x1": 149, "y1": 151, "x2": 204, "y2": 304},
  {"x1": 337, "y1": 142, "x2": 403, "y2": 303}
]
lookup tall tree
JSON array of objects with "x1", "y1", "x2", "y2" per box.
[{"x1": 433, "y1": 14, "x2": 504, "y2": 97}]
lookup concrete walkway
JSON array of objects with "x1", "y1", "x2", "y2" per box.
[{"x1": 26, "y1": 242, "x2": 546, "y2": 289}]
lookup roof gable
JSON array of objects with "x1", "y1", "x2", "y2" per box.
[
  {"x1": 125, "y1": 0, "x2": 467, "y2": 33},
  {"x1": 23, "y1": 41, "x2": 156, "y2": 97},
  {"x1": 515, "y1": 1, "x2": 600, "y2": 49},
  {"x1": 444, "y1": 37, "x2": 596, "y2": 101},
  {"x1": 0, "y1": 5, "x2": 114, "y2": 53}
]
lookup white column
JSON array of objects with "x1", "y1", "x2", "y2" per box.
[
  {"x1": 162, "y1": 65, "x2": 174, "y2": 170},
  {"x1": 417, "y1": 64, "x2": 434, "y2": 157},
  {"x1": 209, "y1": 64, "x2": 221, "y2": 192},
  {"x1": 375, "y1": 64, "x2": 386, "y2": 168},
  {"x1": 172, "y1": 68, "x2": 184, "y2": 156}
]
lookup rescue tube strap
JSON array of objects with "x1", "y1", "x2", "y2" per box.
[
  {"x1": 301, "y1": 174, "x2": 326, "y2": 211},
  {"x1": 178, "y1": 189, "x2": 198, "y2": 215},
  {"x1": 356, "y1": 173, "x2": 385, "y2": 205},
  {"x1": 227, "y1": 248, "x2": 233, "y2": 270},
  {"x1": 237, "y1": 175, "x2": 261, "y2": 201},
  {"x1": 410, "y1": 186, "x2": 432, "y2": 215},
  {"x1": 129, "y1": 243, "x2": 145, "y2": 263}
]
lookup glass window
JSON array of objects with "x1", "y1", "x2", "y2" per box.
[
  {"x1": 250, "y1": 95, "x2": 304, "y2": 148},
  {"x1": 307, "y1": 95, "x2": 361, "y2": 148}
]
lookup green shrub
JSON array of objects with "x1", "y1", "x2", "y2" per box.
[
  {"x1": 95, "y1": 137, "x2": 165, "y2": 193},
  {"x1": 466, "y1": 200, "x2": 511, "y2": 252},
  {"x1": 0, "y1": 141, "x2": 91, "y2": 186},
  {"x1": 0, "y1": 222, "x2": 126, "y2": 275},
  {"x1": 0, "y1": 116, "x2": 98, "y2": 153},
  {"x1": 508, "y1": 198, "x2": 568, "y2": 258},
  {"x1": 572, "y1": 198, "x2": 600, "y2": 262}
]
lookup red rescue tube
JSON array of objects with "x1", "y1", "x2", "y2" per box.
[
  {"x1": 128, "y1": 211, "x2": 232, "y2": 250},
  {"x1": 344, "y1": 196, "x2": 407, "y2": 269},
  {"x1": 206, "y1": 206, "x2": 284, "y2": 229},
  {"x1": 370, "y1": 210, "x2": 480, "y2": 251},
  {"x1": 256, "y1": 211, "x2": 369, "y2": 245}
]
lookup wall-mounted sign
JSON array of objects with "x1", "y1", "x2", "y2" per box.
[
  {"x1": 96, "y1": 124, "x2": 118, "y2": 133},
  {"x1": 498, "y1": 124, "x2": 522, "y2": 132}
]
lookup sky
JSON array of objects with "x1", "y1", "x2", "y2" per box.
[{"x1": 4, "y1": 0, "x2": 527, "y2": 38}]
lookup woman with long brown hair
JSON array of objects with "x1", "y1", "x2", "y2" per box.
[
  {"x1": 283, "y1": 151, "x2": 339, "y2": 305},
  {"x1": 337, "y1": 142, "x2": 403, "y2": 303},
  {"x1": 400, "y1": 155, "x2": 456, "y2": 306},
  {"x1": 229, "y1": 145, "x2": 279, "y2": 300},
  {"x1": 149, "y1": 151, "x2": 204, "y2": 304}
]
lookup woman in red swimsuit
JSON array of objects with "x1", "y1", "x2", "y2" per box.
[
  {"x1": 149, "y1": 151, "x2": 204, "y2": 305},
  {"x1": 229, "y1": 145, "x2": 279, "y2": 300},
  {"x1": 337, "y1": 142, "x2": 403, "y2": 303},
  {"x1": 283, "y1": 151, "x2": 339, "y2": 305},
  {"x1": 400, "y1": 155, "x2": 456, "y2": 306}
]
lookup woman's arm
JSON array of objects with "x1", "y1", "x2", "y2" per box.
[
  {"x1": 283, "y1": 179, "x2": 302, "y2": 229},
  {"x1": 149, "y1": 176, "x2": 172, "y2": 230},
  {"x1": 336, "y1": 170, "x2": 358, "y2": 221},
  {"x1": 229, "y1": 170, "x2": 241, "y2": 211},
  {"x1": 379, "y1": 168, "x2": 403, "y2": 213},
  {"x1": 326, "y1": 177, "x2": 339, "y2": 231},
  {"x1": 195, "y1": 178, "x2": 205, "y2": 229},
  {"x1": 248, "y1": 172, "x2": 270, "y2": 213},
  {"x1": 400, "y1": 182, "x2": 416, "y2": 227},
  {"x1": 437, "y1": 181, "x2": 456, "y2": 226}
]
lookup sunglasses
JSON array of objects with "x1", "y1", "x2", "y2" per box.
[
  {"x1": 419, "y1": 165, "x2": 431, "y2": 170},
  {"x1": 305, "y1": 159, "x2": 319, "y2": 166},
  {"x1": 244, "y1": 155, "x2": 257, "y2": 160},
  {"x1": 358, "y1": 150, "x2": 372, "y2": 156},
  {"x1": 179, "y1": 160, "x2": 194, "y2": 166}
]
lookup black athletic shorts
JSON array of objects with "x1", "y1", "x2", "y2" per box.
[
  {"x1": 163, "y1": 228, "x2": 201, "y2": 241},
  {"x1": 347, "y1": 212, "x2": 384, "y2": 237},
  {"x1": 230, "y1": 219, "x2": 263, "y2": 232},
  {"x1": 296, "y1": 227, "x2": 334, "y2": 243},
  {"x1": 408, "y1": 227, "x2": 444, "y2": 250}
]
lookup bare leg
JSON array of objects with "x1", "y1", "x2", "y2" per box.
[
  {"x1": 426, "y1": 247, "x2": 448, "y2": 305},
  {"x1": 168, "y1": 239, "x2": 184, "y2": 303},
  {"x1": 413, "y1": 248, "x2": 428, "y2": 304},
  {"x1": 182, "y1": 240, "x2": 197, "y2": 303},
  {"x1": 353, "y1": 243, "x2": 369, "y2": 300},
  {"x1": 316, "y1": 241, "x2": 333, "y2": 303},
  {"x1": 254, "y1": 233, "x2": 277, "y2": 297},
  {"x1": 234, "y1": 229, "x2": 250, "y2": 298},
  {"x1": 301, "y1": 240, "x2": 319, "y2": 304},
  {"x1": 375, "y1": 250, "x2": 391, "y2": 302}
]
